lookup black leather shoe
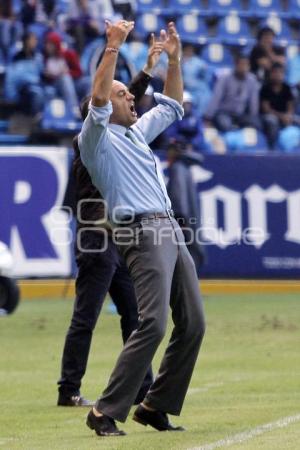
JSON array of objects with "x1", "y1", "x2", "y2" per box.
[
  {"x1": 133, "y1": 404, "x2": 185, "y2": 431},
  {"x1": 86, "y1": 409, "x2": 126, "y2": 436},
  {"x1": 57, "y1": 394, "x2": 94, "y2": 407}
]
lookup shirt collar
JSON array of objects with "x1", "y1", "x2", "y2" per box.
[{"x1": 108, "y1": 123, "x2": 127, "y2": 135}]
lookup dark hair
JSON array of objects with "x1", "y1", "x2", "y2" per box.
[
  {"x1": 257, "y1": 26, "x2": 275, "y2": 40},
  {"x1": 271, "y1": 62, "x2": 284, "y2": 71},
  {"x1": 22, "y1": 31, "x2": 36, "y2": 45},
  {"x1": 234, "y1": 53, "x2": 249, "y2": 64},
  {"x1": 80, "y1": 95, "x2": 91, "y2": 120}
]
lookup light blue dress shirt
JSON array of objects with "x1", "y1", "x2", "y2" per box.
[{"x1": 78, "y1": 93, "x2": 184, "y2": 222}]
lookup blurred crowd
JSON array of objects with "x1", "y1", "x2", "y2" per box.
[{"x1": 1, "y1": 0, "x2": 300, "y2": 152}]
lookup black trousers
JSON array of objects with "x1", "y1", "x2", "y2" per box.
[{"x1": 57, "y1": 230, "x2": 153, "y2": 400}]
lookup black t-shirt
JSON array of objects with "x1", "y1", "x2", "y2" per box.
[{"x1": 260, "y1": 82, "x2": 294, "y2": 113}]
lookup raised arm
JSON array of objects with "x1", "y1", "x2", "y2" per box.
[
  {"x1": 132, "y1": 23, "x2": 184, "y2": 143},
  {"x1": 161, "y1": 22, "x2": 183, "y2": 105},
  {"x1": 129, "y1": 33, "x2": 164, "y2": 102},
  {"x1": 92, "y1": 19, "x2": 135, "y2": 107}
]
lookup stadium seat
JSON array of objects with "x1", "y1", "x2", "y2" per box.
[
  {"x1": 0, "y1": 134, "x2": 29, "y2": 144},
  {"x1": 176, "y1": 14, "x2": 209, "y2": 44},
  {"x1": 264, "y1": 14, "x2": 294, "y2": 45},
  {"x1": 204, "y1": 0, "x2": 243, "y2": 17},
  {"x1": 172, "y1": 0, "x2": 203, "y2": 14},
  {"x1": 286, "y1": 44, "x2": 298, "y2": 60},
  {"x1": 0, "y1": 120, "x2": 9, "y2": 132},
  {"x1": 80, "y1": 38, "x2": 105, "y2": 74},
  {"x1": 286, "y1": 0, "x2": 300, "y2": 19},
  {"x1": 56, "y1": 0, "x2": 71, "y2": 14},
  {"x1": 224, "y1": 128, "x2": 268, "y2": 153},
  {"x1": 201, "y1": 43, "x2": 234, "y2": 68},
  {"x1": 135, "y1": 13, "x2": 166, "y2": 37},
  {"x1": 0, "y1": 48, "x2": 5, "y2": 74},
  {"x1": 27, "y1": 23, "x2": 50, "y2": 49},
  {"x1": 246, "y1": 0, "x2": 285, "y2": 18},
  {"x1": 217, "y1": 13, "x2": 253, "y2": 46},
  {"x1": 136, "y1": 0, "x2": 169, "y2": 14},
  {"x1": 41, "y1": 98, "x2": 81, "y2": 134},
  {"x1": 6, "y1": 41, "x2": 22, "y2": 63},
  {"x1": 278, "y1": 126, "x2": 300, "y2": 152},
  {"x1": 124, "y1": 41, "x2": 148, "y2": 72},
  {"x1": 12, "y1": 0, "x2": 22, "y2": 14}
]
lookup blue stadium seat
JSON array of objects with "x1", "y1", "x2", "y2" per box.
[
  {"x1": 41, "y1": 99, "x2": 81, "y2": 134},
  {"x1": 56, "y1": 0, "x2": 71, "y2": 14},
  {"x1": 135, "y1": 14, "x2": 166, "y2": 37},
  {"x1": 263, "y1": 14, "x2": 294, "y2": 45},
  {"x1": 224, "y1": 128, "x2": 268, "y2": 153},
  {"x1": 136, "y1": 0, "x2": 169, "y2": 14},
  {"x1": 0, "y1": 134, "x2": 29, "y2": 145},
  {"x1": 0, "y1": 120, "x2": 9, "y2": 132},
  {"x1": 27, "y1": 23, "x2": 49, "y2": 47},
  {"x1": 80, "y1": 38, "x2": 105, "y2": 74},
  {"x1": 201, "y1": 43, "x2": 234, "y2": 68},
  {"x1": 246, "y1": 0, "x2": 285, "y2": 18},
  {"x1": 204, "y1": 0, "x2": 243, "y2": 17},
  {"x1": 176, "y1": 14, "x2": 209, "y2": 44},
  {"x1": 278, "y1": 126, "x2": 300, "y2": 152},
  {"x1": 123, "y1": 41, "x2": 148, "y2": 72},
  {"x1": 172, "y1": 0, "x2": 203, "y2": 14},
  {"x1": 286, "y1": 0, "x2": 300, "y2": 19},
  {"x1": 12, "y1": 0, "x2": 22, "y2": 14},
  {"x1": 7, "y1": 42, "x2": 23, "y2": 63},
  {"x1": 217, "y1": 13, "x2": 253, "y2": 46},
  {"x1": 0, "y1": 48, "x2": 5, "y2": 75}
]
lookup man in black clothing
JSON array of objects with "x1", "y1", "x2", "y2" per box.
[
  {"x1": 57, "y1": 39, "x2": 163, "y2": 406},
  {"x1": 250, "y1": 26, "x2": 285, "y2": 84},
  {"x1": 260, "y1": 63, "x2": 295, "y2": 149}
]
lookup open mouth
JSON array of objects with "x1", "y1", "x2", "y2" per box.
[{"x1": 130, "y1": 103, "x2": 137, "y2": 117}]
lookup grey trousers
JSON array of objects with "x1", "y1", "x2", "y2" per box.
[{"x1": 95, "y1": 217, "x2": 205, "y2": 422}]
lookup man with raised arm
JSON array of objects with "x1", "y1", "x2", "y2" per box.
[{"x1": 79, "y1": 19, "x2": 206, "y2": 437}]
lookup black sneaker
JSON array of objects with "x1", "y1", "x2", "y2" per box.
[
  {"x1": 57, "y1": 394, "x2": 94, "y2": 407},
  {"x1": 133, "y1": 404, "x2": 185, "y2": 431},
  {"x1": 86, "y1": 409, "x2": 126, "y2": 437}
]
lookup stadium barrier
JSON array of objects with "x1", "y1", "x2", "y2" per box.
[{"x1": 0, "y1": 147, "x2": 299, "y2": 279}]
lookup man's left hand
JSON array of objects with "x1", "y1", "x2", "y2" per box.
[
  {"x1": 144, "y1": 33, "x2": 164, "y2": 75},
  {"x1": 160, "y1": 22, "x2": 181, "y2": 64}
]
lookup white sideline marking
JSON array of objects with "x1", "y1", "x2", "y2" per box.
[
  {"x1": 0, "y1": 438, "x2": 14, "y2": 447},
  {"x1": 188, "y1": 413, "x2": 300, "y2": 450},
  {"x1": 188, "y1": 383, "x2": 224, "y2": 395}
]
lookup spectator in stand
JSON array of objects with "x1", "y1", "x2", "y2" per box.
[
  {"x1": 182, "y1": 43, "x2": 211, "y2": 115},
  {"x1": 165, "y1": 91, "x2": 206, "y2": 152},
  {"x1": 250, "y1": 26, "x2": 285, "y2": 84},
  {"x1": 67, "y1": 0, "x2": 116, "y2": 53},
  {"x1": 260, "y1": 63, "x2": 296, "y2": 149},
  {"x1": 286, "y1": 46, "x2": 300, "y2": 114},
  {"x1": 43, "y1": 31, "x2": 85, "y2": 117},
  {"x1": 112, "y1": 0, "x2": 136, "y2": 20},
  {"x1": 167, "y1": 139, "x2": 206, "y2": 276},
  {"x1": 0, "y1": 1, "x2": 21, "y2": 58},
  {"x1": 5, "y1": 31, "x2": 44, "y2": 115},
  {"x1": 204, "y1": 55, "x2": 260, "y2": 132},
  {"x1": 20, "y1": 0, "x2": 57, "y2": 27}
]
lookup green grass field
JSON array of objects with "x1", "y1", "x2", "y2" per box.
[{"x1": 1, "y1": 293, "x2": 300, "y2": 450}]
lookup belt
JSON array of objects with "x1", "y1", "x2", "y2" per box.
[{"x1": 117, "y1": 209, "x2": 174, "y2": 225}]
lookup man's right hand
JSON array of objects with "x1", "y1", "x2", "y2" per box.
[{"x1": 105, "y1": 20, "x2": 135, "y2": 49}]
